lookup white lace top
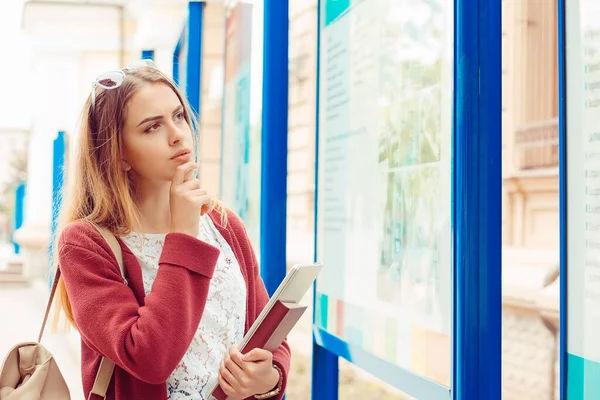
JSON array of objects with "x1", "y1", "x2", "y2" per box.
[{"x1": 121, "y1": 215, "x2": 247, "y2": 400}]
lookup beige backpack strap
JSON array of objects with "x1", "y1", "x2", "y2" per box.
[
  {"x1": 88, "y1": 357, "x2": 116, "y2": 400},
  {"x1": 91, "y1": 223, "x2": 127, "y2": 285},
  {"x1": 88, "y1": 223, "x2": 127, "y2": 399}
]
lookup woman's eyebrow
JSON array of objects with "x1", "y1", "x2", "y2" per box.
[
  {"x1": 137, "y1": 115, "x2": 163, "y2": 127},
  {"x1": 137, "y1": 105, "x2": 184, "y2": 127}
]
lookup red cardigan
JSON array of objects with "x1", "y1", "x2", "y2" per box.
[{"x1": 58, "y1": 209, "x2": 290, "y2": 400}]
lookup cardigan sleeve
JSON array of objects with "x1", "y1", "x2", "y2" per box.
[
  {"x1": 225, "y1": 211, "x2": 291, "y2": 400},
  {"x1": 58, "y1": 222, "x2": 220, "y2": 384}
]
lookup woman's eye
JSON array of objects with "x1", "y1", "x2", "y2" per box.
[
  {"x1": 145, "y1": 123, "x2": 160, "y2": 133},
  {"x1": 175, "y1": 112, "x2": 185, "y2": 121}
]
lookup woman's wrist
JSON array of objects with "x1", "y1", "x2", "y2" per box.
[
  {"x1": 267, "y1": 365, "x2": 281, "y2": 390},
  {"x1": 254, "y1": 364, "x2": 282, "y2": 399}
]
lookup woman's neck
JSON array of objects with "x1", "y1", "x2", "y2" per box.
[{"x1": 133, "y1": 182, "x2": 172, "y2": 234}]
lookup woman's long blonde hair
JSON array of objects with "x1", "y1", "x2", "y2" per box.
[{"x1": 52, "y1": 65, "x2": 225, "y2": 329}]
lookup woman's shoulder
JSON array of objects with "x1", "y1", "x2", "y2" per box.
[{"x1": 58, "y1": 220, "x2": 100, "y2": 248}]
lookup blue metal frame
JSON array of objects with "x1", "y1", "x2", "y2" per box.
[
  {"x1": 453, "y1": 0, "x2": 502, "y2": 398},
  {"x1": 172, "y1": 1, "x2": 204, "y2": 118},
  {"x1": 314, "y1": 326, "x2": 450, "y2": 399},
  {"x1": 141, "y1": 49, "x2": 154, "y2": 60},
  {"x1": 311, "y1": 0, "x2": 339, "y2": 398},
  {"x1": 557, "y1": 0, "x2": 567, "y2": 397},
  {"x1": 259, "y1": 0, "x2": 288, "y2": 297}
]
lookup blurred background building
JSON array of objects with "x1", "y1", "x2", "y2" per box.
[{"x1": 502, "y1": 2, "x2": 560, "y2": 398}]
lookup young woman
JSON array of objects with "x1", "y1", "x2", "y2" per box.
[{"x1": 53, "y1": 60, "x2": 290, "y2": 400}]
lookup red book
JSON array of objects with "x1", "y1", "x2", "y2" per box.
[{"x1": 210, "y1": 300, "x2": 307, "y2": 399}]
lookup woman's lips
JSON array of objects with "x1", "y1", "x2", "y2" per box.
[
  {"x1": 172, "y1": 152, "x2": 191, "y2": 161},
  {"x1": 171, "y1": 150, "x2": 191, "y2": 161}
]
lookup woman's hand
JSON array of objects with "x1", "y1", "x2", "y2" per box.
[
  {"x1": 169, "y1": 162, "x2": 212, "y2": 237},
  {"x1": 218, "y1": 345, "x2": 280, "y2": 398}
]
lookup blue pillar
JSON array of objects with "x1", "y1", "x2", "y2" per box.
[
  {"x1": 141, "y1": 49, "x2": 154, "y2": 60},
  {"x1": 186, "y1": 1, "x2": 204, "y2": 118},
  {"x1": 453, "y1": 0, "x2": 502, "y2": 398},
  {"x1": 50, "y1": 131, "x2": 66, "y2": 285},
  {"x1": 311, "y1": 342, "x2": 338, "y2": 399},
  {"x1": 260, "y1": 0, "x2": 289, "y2": 296},
  {"x1": 12, "y1": 182, "x2": 25, "y2": 254},
  {"x1": 173, "y1": 40, "x2": 181, "y2": 85}
]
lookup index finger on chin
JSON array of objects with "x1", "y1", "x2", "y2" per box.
[{"x1": 172, "y1": 162, "x2": 196, "y2": 185}]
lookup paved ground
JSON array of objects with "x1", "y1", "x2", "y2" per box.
[
  {"x1": 0, "y1": 281, "x2": 85, "y2": 400},
  {"x1": 0, "y1": 242, "x2": 15, "y2": 271}
]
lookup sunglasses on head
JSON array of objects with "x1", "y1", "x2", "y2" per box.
[{"x1": 91, "y1": 59, "x2": 157, "y2": 110}]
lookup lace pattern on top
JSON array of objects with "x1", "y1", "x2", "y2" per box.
[{"x1": 121, "y1": 215, "x2": 247, "y2": 399}]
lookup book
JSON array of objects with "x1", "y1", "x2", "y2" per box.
[{"x1": 210, "y1": 300, "x2": 308, "y2": 400}]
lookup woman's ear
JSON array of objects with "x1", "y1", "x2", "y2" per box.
[{"x1": 122, "y1": 160, "x2": 131, "y2": 172}]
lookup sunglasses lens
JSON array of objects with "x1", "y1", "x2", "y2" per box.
[{"x1": 96, "y1": 71, "x2": 124, "y2": 89}]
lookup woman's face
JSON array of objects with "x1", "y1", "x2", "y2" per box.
[{"x1": 121, "y1": 83, "x2": 194, "y2": 185}]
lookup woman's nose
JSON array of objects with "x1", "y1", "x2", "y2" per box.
[{"x1": 168, "y1": 122, "x2": 185, "y2": 145}]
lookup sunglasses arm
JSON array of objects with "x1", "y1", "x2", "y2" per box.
[{"x1": 91, "y1": 82, "x2": 97, "y2": 110}]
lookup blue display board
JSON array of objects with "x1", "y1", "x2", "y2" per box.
[
  {"x1": 312, "y1": 0, "x2": 501, "y2": 399},
  {"x1": 220, "y1": 1, "x2": 262, "y2": 251},
  {"x1": 315, "y1": 0, "x2": 453, "y2": 392},
  {"x1": 561, "y1": 0, "x2": 600, "y2": 397}
]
